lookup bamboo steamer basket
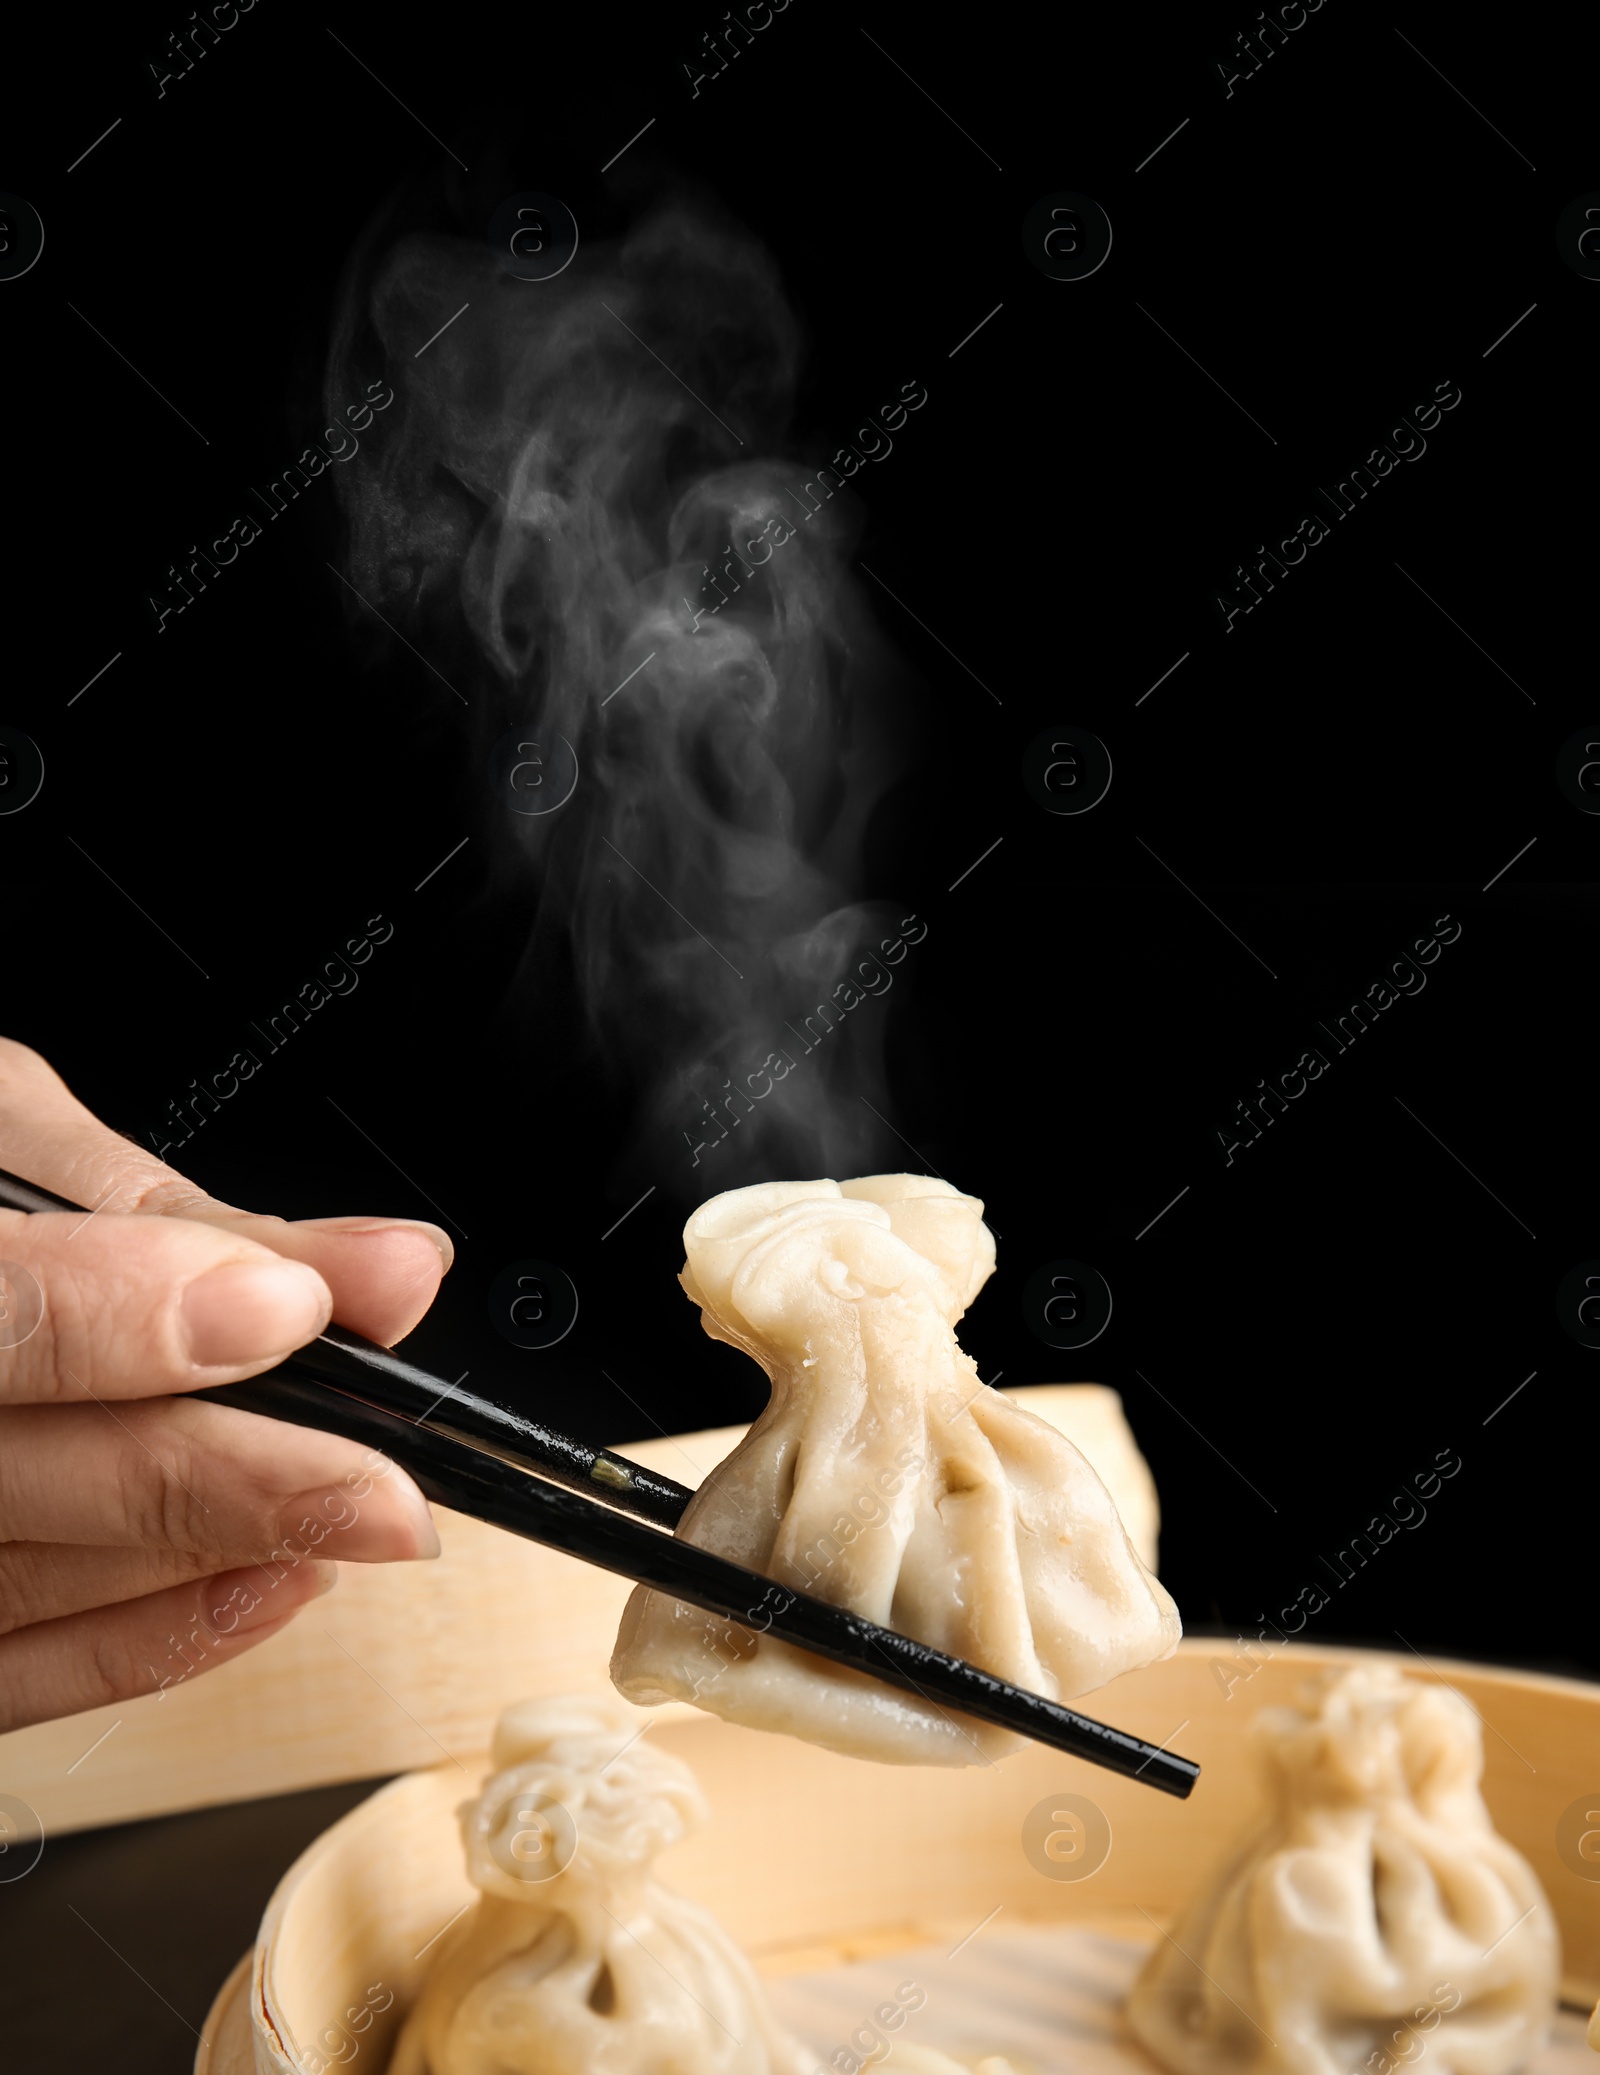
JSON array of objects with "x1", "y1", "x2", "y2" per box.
[
  {"x1": 193, "y1": 1641, "x2": 1600, "y2": 2074},
  {"x1": 173, "y1": 1393, "x2": 1597, "y2": 2073}
]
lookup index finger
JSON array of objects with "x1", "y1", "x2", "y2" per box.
[{"x1": 0, "y1": 1037, "x2": 452, "y2": 1346}]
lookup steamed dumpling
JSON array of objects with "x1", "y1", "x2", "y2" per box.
[
  {"x1": 1025, "y1": 1383, "x2": 1161, "y2": 1573},
  {"x1": 611, "y1": 1176, "x2": 1180, "y2": 1765},
  {"x1": 390, "y1": 1695, "x2": 810, "y2": 2075},
  {"x1": 1126, "y1": 1664, "x2": 1559, "y2": 2075}
]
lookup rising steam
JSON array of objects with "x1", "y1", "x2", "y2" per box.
[{"x1": 326, "y1": 190, "x2": 913, "y2": 1199}]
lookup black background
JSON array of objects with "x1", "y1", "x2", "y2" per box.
[{"x1": 2, "y1": 3, "x2": 1595, "y2": 2065}]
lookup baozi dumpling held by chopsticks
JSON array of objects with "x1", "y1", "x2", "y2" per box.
[
  {"x1": 611, "y1": 1176, "x2": 1180, "y2": 1765},
  {"x1": 1126, "y1": 1663, "x2": 1559, "y2": 2075}
]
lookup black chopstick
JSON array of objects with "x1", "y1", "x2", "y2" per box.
[
  {"x1": 201, "y1": 1366, "x2": 1200, "y2": 1796},
  {"x1": 229, "y1": 1321, "x2": 697, "y2": 1530},
  {"x1": 0, "y1": 1166, "x2": 693, "y2": 1530},
  {"x1": 0, "y1": 1163, "x2": 1200, "y2": 1797}
]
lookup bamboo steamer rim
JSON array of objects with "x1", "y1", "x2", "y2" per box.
[{"x1": 195, "y1": 1637, "x2": 1600, "y2": 2075}]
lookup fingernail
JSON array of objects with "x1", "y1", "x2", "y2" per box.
[
  {"x1": 311, "y1": 1558, "x2": 339, "y2": 1597},
  {"x1": 181, "y1": 1259, "x2": 332, "y2": 1368},
  {"x1": 295, "y1": 1216, "x2": 454, "y2": 1271}
]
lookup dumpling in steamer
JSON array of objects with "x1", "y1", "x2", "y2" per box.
[
  {"x1": 1125, "y1": 1663, "x2": 1559, "y2": 2075},
  {"x1": 611, "y1": 1176, "x2": 1180, "y2": 1765},
  {"x1": 390, "y1": 1694, "x2": 810, "y2": 2075}
]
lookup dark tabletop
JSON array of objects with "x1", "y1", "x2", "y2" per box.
[{"x1": 0, "y1": 1778, "x2": 392, "y2": 2075}]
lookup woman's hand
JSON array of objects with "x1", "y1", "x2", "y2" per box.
[{"x1": 0, "y1": 1038, "x2": 449, "y2": 1733}]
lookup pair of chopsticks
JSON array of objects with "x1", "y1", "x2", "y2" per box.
[{"x1": 0, "y1": 1164, "x2": 1199, "y2": 1797}]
